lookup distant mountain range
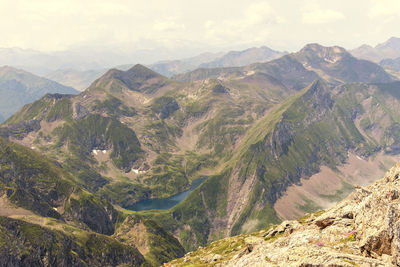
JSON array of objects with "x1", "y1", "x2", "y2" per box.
[
  {"x1": 149, "y1": 46, "x2": 286, "y2": 77},
  {"x1": 199, "y1": 46, "x2": 286, "y2": 68},
  {"x1": 45, "y1": 69, "x2": 108, "y2": 92},
  {"x1": 175, "y1": 43, "x2": 393, "y2": 85},
  {"x1": 351, "y1": 37, "x2": 400, "y2": 62},
  {"x1": 380, "y1": 57, "x2": 400, "y2": 71},
  {"x1": 0, "y1": 47, "x2": 134, "y2": 76},
  {"x1": 40, "y1": 46, "x2": 286, "y2": 90},
  {"x1": 0, "y1": 66, "x2": 78, "y2": 122},
  {"x1": 148, "y1": 51, "x2": 224, "y2": 77}
]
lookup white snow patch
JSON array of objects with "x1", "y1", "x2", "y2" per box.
[
  {"x1": 92, "y1": 150, "x2": 98, "y2": 155},
  {"x1": 246, "y1": 71, "x2": 255, "y2": 76},
  {"x1": 30, "y1": 146, "x2": 36, "y2": 150},
  {"x1": 356, "y1": 155, "x2": 362, "y2": 160},
  {"x1": 53, "y1": 207, "x2": 58, "y2": 211},
  {"x1": 325, "y1": 58, "x2": 337, "y2": 64},
  {"x1": 132, "y1": 169, "x2": 146, "y2": 174},
  {"x1": 102, "y1": 150, "x2": 107, "y2": 154}
]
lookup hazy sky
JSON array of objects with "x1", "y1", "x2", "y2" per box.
[{"x1": 1, "y1": 0, "x2": 399, "y2": 55}]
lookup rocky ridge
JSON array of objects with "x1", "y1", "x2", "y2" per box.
[{"x1": 169, "y1": 162, "x2": 400, "y2": 266}]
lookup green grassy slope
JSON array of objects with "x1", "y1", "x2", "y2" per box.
[
  {"x1": 0, "y1": 136, "x2": 185, "y2": 266},
  {"x1": 140, "y1": 80, "x2": 400, "y2": 251}
]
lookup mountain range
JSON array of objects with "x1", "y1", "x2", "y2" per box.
[
  {"x1": 351, "y1": 36, "x2": 400, "y2": 62},
  {"x1": 0, "y1": 66, "x2": 78, "y2": 123},
  {"x1": 1, "y1": 42, "x2": 400, "y2": 266},
  {"x1": 45, "y1": 46, "x2": 286, "y2": 91},
  {"x1": 380, "y1": 57, "x2": 400, "y2": 72}
]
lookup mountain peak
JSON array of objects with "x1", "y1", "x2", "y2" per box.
[
  {"x1": 351, "y1": 37, "x2": 400, "y2": 62},
  {"x1": 376, "y1": 36, "x2": 400, "y2": 49},
  {"x1": 0, "y1": 65, "x2": 15, "y2": 71},
  {"x1": 295, "y1": 43, "x2": 350, "y2": 68},
  {"x1": 90, "y1": 64, "x2": 168, "y2": 93},
  {"x1": 0, "y1": 65, "x2": 26, "y2": 76},
  {"x1": 125, "y1": 64, "x2": 160, "y2": 77},
  {"x1": 300, "y1": 43, "x2": 347, "y2": 56}
]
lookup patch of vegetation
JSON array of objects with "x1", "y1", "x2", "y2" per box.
[
  {"x1": 297, "y1": 210, "x2": 325, "y2": 225},
  {"x1": 46, "y1": 98, "x2": 73, "y2": 122},
  {"x1": 318, "y1": 180, "x2": 354, "y2": 202},
  {"x1": 93, "y1": 96, "x2": 136, "y2": 117},
  {"x1": 97, "y1": 181, "x2": 151, "y2": 207},
  {"x1": 296, "y1": 194, "x2": 323, "y2": 213},
  {"x1": 53, "y1": 114, "x2": 143, "y2": 171},
  {"x1": 143, "y1": 120, "x2": 182, "y2": 151}
]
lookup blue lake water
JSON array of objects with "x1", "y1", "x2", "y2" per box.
[{"x1": 127, "y1": 177, "x2": 207, "y2": 211}]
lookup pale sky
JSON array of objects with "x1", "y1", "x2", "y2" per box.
[{"x1": 1, "y1": 0, "x2": 399, "y2": 56}]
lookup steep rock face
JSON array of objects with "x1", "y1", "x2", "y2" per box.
[
  {"x1": 0, "y1": 137, "x2": 120, "y2": 235},
  {"x1": 63, "y1": 193, "x2": 119, "y2": 235},
  {"x1": 0, "y1": 119, "x2": 41, "y2": 139},
  {"x1": 151, "y1": 96, "x2": 180, "y2": 119},
  {"x1": 0, "y1": 216, "x2": 145, "y2": 267},
  {"x1": 169, "y1": 162, "x2": 400, "y2": 266}
]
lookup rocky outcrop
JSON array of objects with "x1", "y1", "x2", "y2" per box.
[
  {"x1": 63, "y1": 194, "x2": 118, "y2": 235},
  {"x1": 211, "y1": 83, "x2": 230, "y2": 94},
  {"x1": 0, "y1": 120, "x2": 41, "y2": 139},
  {"x1": 73, "y1": 103, "x2": 90, "y2": 120},
  {"x1": 169, "y1": 162, "x2": 400, "y2": 266},
  {"x1": 151, "y1": 96, "x2": 180, "y2": 119}
]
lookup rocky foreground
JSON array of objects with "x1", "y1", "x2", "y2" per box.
[{"x1": 169, "y1": 162, "x2": 400, "y2": 266}]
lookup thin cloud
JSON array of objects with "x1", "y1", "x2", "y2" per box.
[
  {"x1": 204, "y1": 2, "x2": 283, "y2": 46},
  {"x1": 153, "y1": 18, "x2": 186, "y2": 32},
  {"x1": 301, "y1": 1, "x2": 345, "y2": 24},
  {"x1": 368, "y1": 0, "x2": 400, "y2": 18},
  {"x1": 0, "y1": 0, "x2": 398, "y2": 58}
]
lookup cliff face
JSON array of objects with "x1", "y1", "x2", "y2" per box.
[{"x1": 169, "y1": 162, "x2": 400, "y2": 266}]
